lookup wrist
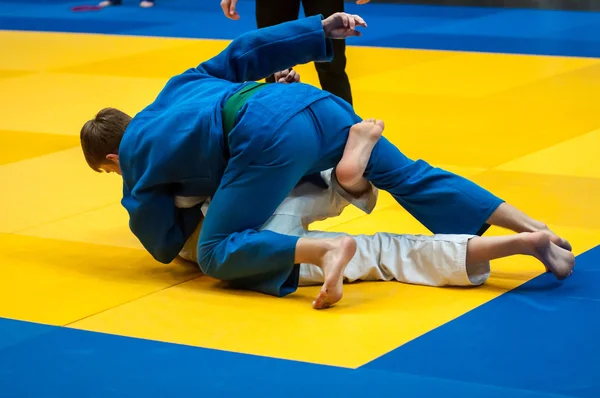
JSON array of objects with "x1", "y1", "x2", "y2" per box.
[{"x1": 321, "y1": 16, "x2": 329, "y2": 37}]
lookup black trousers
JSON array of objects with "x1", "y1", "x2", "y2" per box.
[{"x1": 255, "y1": 0, "x2": 353, "y2": 105}]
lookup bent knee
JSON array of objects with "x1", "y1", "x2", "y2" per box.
[
  {"x1": 196, "y1": 240, "x2": 218, "y2": 276},
  {"x1": 196, "y1": 239, "x2": 239, "y2": 281}
]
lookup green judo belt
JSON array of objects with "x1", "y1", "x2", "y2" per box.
[{"x1": 222, "y1": 82, "x2": 268, "y2": 158}]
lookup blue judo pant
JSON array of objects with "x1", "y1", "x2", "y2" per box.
[{"x1": 197, "y1": 95, "x2": 504, "y2": 297}]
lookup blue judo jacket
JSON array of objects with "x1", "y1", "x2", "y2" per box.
[{"x1": 118, "y1": 15, "x2": 334, "y2": 264}]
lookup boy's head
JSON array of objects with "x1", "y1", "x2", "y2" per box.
[{"x1": 80, "y1": 107, "x2": 131, "y2": 175}]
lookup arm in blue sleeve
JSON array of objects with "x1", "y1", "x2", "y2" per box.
[
  {"x1": 122, "y1": 184, "x2": 203, "y2": 264},
  {"x1": 198, "y1": 15, "x2": 333, "y2": 82}
]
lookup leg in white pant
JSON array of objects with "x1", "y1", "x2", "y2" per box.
[
  {"x1": 296, "y1": 231, "x2": 489, "y2": 287},
  {"x1": 259, "y1": 169, "x2": 489, "y2": 287}
]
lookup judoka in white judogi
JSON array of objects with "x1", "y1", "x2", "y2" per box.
[{"x1": 176, "y1": 169, "x2": 490, "y2": 288}]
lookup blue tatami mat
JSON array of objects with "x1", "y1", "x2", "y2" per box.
[
  {"x1": 0, "y1": 316, "x2": 581, "y2": 398},
  {"x1": 1, "y1": 0, "x2": 600, "y2": 57},
  {"x1": 366, "y1": 245, "x2": 600, "y2": 398}
]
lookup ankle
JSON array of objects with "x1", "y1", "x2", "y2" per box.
[
  {"x1": 520, "y1": 231, "x2": 548, "y2": 255},
  {"x1": 522, "y1": 221, "x2": 548, "y2": 233},
  {"x1": 335, "y1": 159, "x2": 359, "y2": 186},
  {"x1": 295, "y1": 238, "x2": 335, "y2": 266}
]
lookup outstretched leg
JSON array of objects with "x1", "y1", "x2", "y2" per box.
[
  {"x1": 307, "y1": 96, "x2": 505, "y2": 237},
  {"x1": 331, "y1": 108, "x2": 572, "y2": 255}
]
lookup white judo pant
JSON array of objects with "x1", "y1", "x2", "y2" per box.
[{"x1": 177, "y1": 170, "x2": 490, "y2": 287}]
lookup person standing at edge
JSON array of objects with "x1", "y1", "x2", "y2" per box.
[{"x1": 220, "y1": 0, "x2": 372, "y2": 106}]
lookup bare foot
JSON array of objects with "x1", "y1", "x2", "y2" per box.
[
  {"x1": 525, "y1": 217, "x2": 572, "y2": 252},
  {"x1": 523, "y1": 232, "x2": 575, "y2": 280},
  {"x1": 313, "y1": 236, "x2": 357, "y2": 309},
  {"x1": 540, "y1": 227, "x2": 572, "y2": 252},
  {"x1": 336, "y1": 118, "x2": 384, "y2": 188},
  {"x1": 533, "y1": 228, "x2": 572, "y2": 274}
]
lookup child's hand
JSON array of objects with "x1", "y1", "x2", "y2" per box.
[
  {"x1": 220, "y1": 0, "x2": 239, "y2": 20},
  {"x1": 274, "y1": 69, "x2": 300, "y2": 84}
]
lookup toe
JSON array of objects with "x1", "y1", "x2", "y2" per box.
[{"x1": 313, "y1": 296, "x2": 331, "y2": 310}]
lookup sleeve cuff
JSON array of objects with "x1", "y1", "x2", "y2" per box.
[
  {"x1": 329, "y1": 167, "x2": 378, "y2": 214},
  {"x1": 312, "y1": 14, "x2": 334, "y2": 63}
]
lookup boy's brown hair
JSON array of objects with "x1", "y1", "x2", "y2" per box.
[{"x1": 80, "y1": 107, "x2": 132, "y2": 172}]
